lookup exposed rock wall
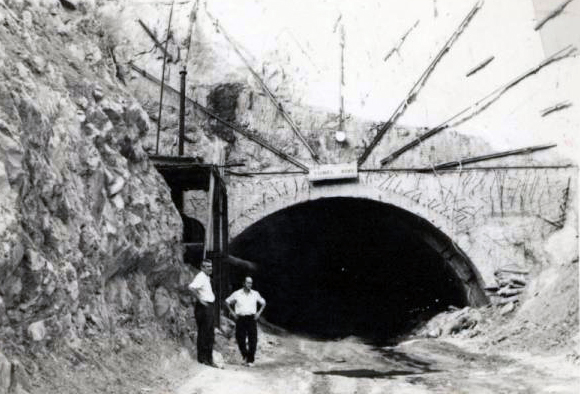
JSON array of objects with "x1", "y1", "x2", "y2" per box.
[{"x1": 0, "y1": 0, "x2": 194, "y2": 369}]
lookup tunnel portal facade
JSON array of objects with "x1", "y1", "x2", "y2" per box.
[
  {"x1": 228, "y1": 168, "x2": 574, "y2": 288},
  {"x1": 226, "y1": 167, "x2": 574, "y2": 341}
]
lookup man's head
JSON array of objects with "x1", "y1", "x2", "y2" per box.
[
  {"x1": 201, "y1": 259, "x2": 213, "y2": 275},
  {"x1": 243, "y1": 276, "x2": 253, "y2": 291}
]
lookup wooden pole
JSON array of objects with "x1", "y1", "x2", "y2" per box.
[
  {"x1": 205, "y1": 10, "x2": 319, "y2": 162},
  {"x1": 130, "y1": 63, "x2": 309, "y2": 172},
  {"x1": 137, "y1": 19, "x2": 173, "y2": 62},
  {"x1": 420, "y1": 143, "x2": 557, "y2": 171},
  {"x1": 383, "y1": 20, "x2": 419, "y2": 63},
  {"x1": 203, "y1": 171, "x2": 215, "y2": 260},
  {"x1": 380, "y1": 45, "x2": 576, "y2": 166},
  {"x1": 155, "y1": 0, "x2": 175, "y2": 155},
  {"x1": 357, "y1": 1, "x2": 482, "y2": 166},
  {"x1": 534, "y1": 0, "x2": 575, "y2": 30},
  {"x1": 221, "y1": 191, "x2": 230, "y2": 296},
  {"x1": 212, "y1": 169, "x2": 221, "y2": 325},
  {"x1": 465, "y1": 56, "x2": 494, "y2": 77}
]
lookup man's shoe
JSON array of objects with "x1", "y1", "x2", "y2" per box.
[
  {"x1": 246, "y1": 362, "x2": 254, "y2": 367},
  {"x1": 207, "y1": 361, "x2": 223, "y2": 369}
]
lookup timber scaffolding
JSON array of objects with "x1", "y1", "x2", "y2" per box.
[{"x1": 150, "y1": 156, "x2": 230, "y2": 324}]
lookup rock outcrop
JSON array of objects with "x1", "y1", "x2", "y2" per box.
[{"x1": 0, "y1": 0, "x2": 195, "y2": 380}]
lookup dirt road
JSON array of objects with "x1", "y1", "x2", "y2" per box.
[{"x1": 172, "y1": 331, "x2": 579, "y2": 394}]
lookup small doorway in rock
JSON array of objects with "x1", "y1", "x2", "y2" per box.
[{"x1": 182, "y1": 214, "x2": 205, "y2": 268}]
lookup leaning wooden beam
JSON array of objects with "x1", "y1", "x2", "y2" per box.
[
  {"x1": 465, "y1": 55, "x2": 494, "y2": 77},
  {"x1": 380, "y1": 45, "x2": 576, "y2": 166},
  {"x1": 448, "y1": 45, "x2": 576, "y2": 127},
  {"x1": 541, "y1": 100, "x2": 572, "y2": 117},
  {"x1": 137, "y1": 19, "x2": 174, "y2": 62},
  {"x1": 383, "y1": 20, "x2": 420, "y2": 63},
  {"x1": 129, "y1": 63, "x2": 309, "y2": 172},
  {"x1": 357, "y1": 1, "x2": 482, "y2": 167},
  {"x1": 205, "y1": 11, "x2": 319, "y2": 162},
  {"x1": 555, "y1": 177, "x2": 572, "y2": 228},
  {"x1": 182, "y1": 0, "x2": 199, "y2": 66},
  {"x1": 534, "y1": 0, "x2": 575, "y2": 31},
  {"x1": 419, "y1": 143, "x2": 557, "y2": 171},
  {"x1": 380, "y1": 125, "x2": 449, "y2": 166}
]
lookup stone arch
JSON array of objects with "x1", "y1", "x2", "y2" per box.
[
  {"x1": 227, "y1": 168, "x2": 576, "y2": 321},
  {"x1": 231, "y1": 193, "x2": 488, "y2": 307},
  {"x1": 229, "y1": 195, "x2": 490, "y2": 341},
  {"x1": 229, "y1": 176, "x2": 459, "y2": 241}
]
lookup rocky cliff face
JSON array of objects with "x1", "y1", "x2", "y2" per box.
[{"x1": 0, "y1": 0, "x2": 193, "y2": 369}]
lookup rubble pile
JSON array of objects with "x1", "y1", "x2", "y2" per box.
[
  {"x1": 414, "y1": 306, "x2": 483, "y2": 339},
  {"x1": 485, "y1": 269, "x2": 529, "y2": 314}
]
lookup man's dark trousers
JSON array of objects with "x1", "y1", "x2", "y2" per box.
[
  {"x1": 236, "y1": 315, "x2": 257, "y2": 363},
  {"x1": 194, "y1": 302, "x2": 214, "y2": 364}
]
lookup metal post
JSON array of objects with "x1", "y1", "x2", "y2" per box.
[{"x1": 179, "y1": 67, "x2": 187, "y2": 156}]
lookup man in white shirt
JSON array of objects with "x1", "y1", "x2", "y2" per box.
[
  {"x1": 188, "y1": 259, "x2": 218, "y2": 367},
  {"x1": 225, "y1": 277, "x2": 266, "y2": 366}
]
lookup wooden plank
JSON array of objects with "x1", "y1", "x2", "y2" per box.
[
  {"x1": 137, "y1": 19, "x2": 174, "y2": 62},
  {"x1": 466, "y1": 56, "x2": 494, "y2": 77},
  {"x1": 541, "y1": 101, "x2": 572, "y2": 117}
]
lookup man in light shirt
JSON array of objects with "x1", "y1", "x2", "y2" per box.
[
  {"x1": 188, "y1": 259, "x2": 219, "y2": 368},
  {"x1": 225, "y1": 277, "x2": 266, "y2": 367}
]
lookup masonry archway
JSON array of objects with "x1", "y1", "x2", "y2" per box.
[{"x1": 230, "y1": 197, "x2": 487, "y2": 343}]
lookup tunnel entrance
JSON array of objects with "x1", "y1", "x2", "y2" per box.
[{"x1": 230, "y1": 197, "x2": 485, "y2": 344}]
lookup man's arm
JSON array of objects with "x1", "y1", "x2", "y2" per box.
[
  {"x1": 226, "y1": 299, "x2": 238, "y2": 320},
  {"x1": 190, "y1": 288, "x2": 208, "y2": 306},
  {"x1": 188, "y1": 277, "x2": 208, "y2": 306},
  {"x1": 255, "y1": 296, "x2": 266, "y2": 321},
  {"x1": 225, "y1": 292, "x2": 238, "y2": 320}
]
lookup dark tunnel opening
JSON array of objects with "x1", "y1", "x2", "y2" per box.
[
  {"x1": 183, "y1": 214, "x2": 205, "y2": 268},
  {"x1": 230, "y1": 197, "x2": 482, "y2": 344}
]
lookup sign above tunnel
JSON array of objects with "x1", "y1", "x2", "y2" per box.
[{"x1": 308, "y1": 162, "x2": 358, "y2": 183}]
